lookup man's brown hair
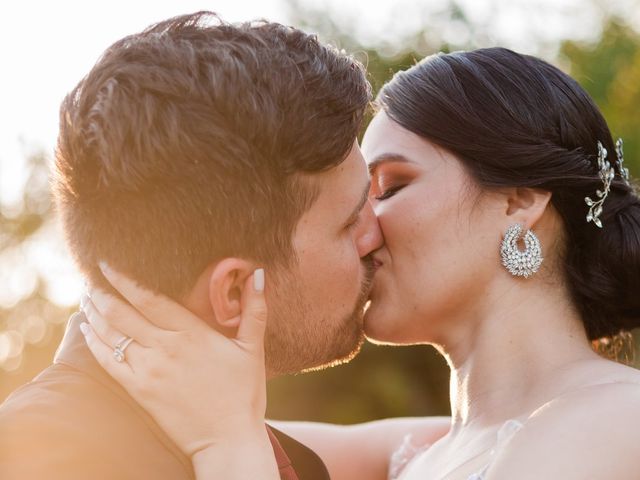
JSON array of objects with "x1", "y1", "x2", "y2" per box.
[{"x1": 54, "y1": 11, "x2": 370, "y2": 298}]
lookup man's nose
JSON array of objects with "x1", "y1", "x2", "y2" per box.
[{"x1": 355, "y1": 201, "x2": 384, "y2": 258}]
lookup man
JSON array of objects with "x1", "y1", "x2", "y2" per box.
[{"x1": 0, "y1": 12, "x2": 381, "y2": 479}]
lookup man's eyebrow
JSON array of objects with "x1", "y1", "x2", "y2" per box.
[
  {"x1": 346, "y1": 179, "x2": 372, "y2": 224},
  {"x1": 367, "y1": 153, "x2": 412, "y2": 175}
]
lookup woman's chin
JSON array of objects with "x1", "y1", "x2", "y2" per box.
[{"x1": 363, "y1": 301, "x2": 403, "y2": 345}]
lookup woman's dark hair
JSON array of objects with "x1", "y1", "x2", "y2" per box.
[{"x1": 377, "y1": 47, "x2": 639, "y2": 340}]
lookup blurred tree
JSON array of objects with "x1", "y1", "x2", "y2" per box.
[
  {"x1": 0, "y1": 151, "x2": 71, "y2": 398},
  {"x1": 1, "y1": 151, "x2": 50, "y2": 249},
  {"x1": 561, "y1": 19, "x2": 640, "y2": 174}
]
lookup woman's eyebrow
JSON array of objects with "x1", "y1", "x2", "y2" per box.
[{"x1": 367, "y1": 153, "x2": 412, "y2": 175}]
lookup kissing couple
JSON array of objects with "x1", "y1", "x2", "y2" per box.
[{"x1": 2, "y1": 11, "x2": 640, "y2": 480}]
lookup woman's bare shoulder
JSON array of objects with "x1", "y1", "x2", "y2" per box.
[{"x1": 485, "y1": 377, "x2": 640, "y2": 480}]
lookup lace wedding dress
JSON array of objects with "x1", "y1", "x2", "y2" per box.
[{"x1": 388, "y1": 419, "x2": 523, "y2": 480}]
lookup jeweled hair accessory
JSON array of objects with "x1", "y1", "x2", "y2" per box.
[
  {"x1": 615, "y1": 138, "x2": 630, "y2": 185},
  {"x1": 585, "y1": 141, "x2": 615, "y2": 228}
]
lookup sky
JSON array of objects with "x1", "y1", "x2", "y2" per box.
[
  {"x1": 0, "y1": 0, "x2": 638, "y2": 308},
  {"x1": 0, "y1": 0, "x2": 286, "y2": 206}
]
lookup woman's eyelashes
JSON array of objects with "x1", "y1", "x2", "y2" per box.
[
  {"x1": 370, "y1": 166, "x2": 414, "y2": 201},
  {"x1": 374, "y1": 184, "x2": 406, "y2": 201}
]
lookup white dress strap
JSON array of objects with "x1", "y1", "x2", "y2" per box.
[
  {"x1": 388, "y1": 433, "x2": 431, "y2": 480},
  {"x1": 467, "y1": 419, "x2": 523, "y2": 480}
]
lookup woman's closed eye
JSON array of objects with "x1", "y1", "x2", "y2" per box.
[
  {"x1": 374, "y1": 184, "x2": 406, "y2": 201},
  {"x1": 370, "y1": 164, "x2": 415, "y2": 201}
]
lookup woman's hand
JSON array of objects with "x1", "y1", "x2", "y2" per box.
[{"x1": 79, "y1": 263, "x2": 278, "y2": 478}]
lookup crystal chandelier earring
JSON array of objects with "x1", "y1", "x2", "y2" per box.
[{"x1": 500, "y1": 224, "x2": 543, "y2": 278}]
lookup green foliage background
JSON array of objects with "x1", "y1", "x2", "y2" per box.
[{"x1": 2, "y1": 2, "x2": 639, "y2": 423}]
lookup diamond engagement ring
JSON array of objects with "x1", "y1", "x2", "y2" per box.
[{"x1": 113, "y1": 336, "x2": 134, "y2": 363}]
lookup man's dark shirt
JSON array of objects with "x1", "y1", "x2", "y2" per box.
[{"x1": 0, "y1": 313, "x2": 330, "y2": 480}]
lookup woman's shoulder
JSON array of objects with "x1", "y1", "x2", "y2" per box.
[
  {"x1": 543, "y1": 359, "x2": 640, "y2": 411},
  {"x1": 535, "y1": 357, "x2": 640, "y2": 412},
  {"x1": 484, "y1": 376, "x2": 640, "y2": 480},
  {"x1": 538, "y1": 378, "x2": 640, "y2": 420},
  {"x1": 529, "y1": 365, "x2": 640, "y2": 444}
]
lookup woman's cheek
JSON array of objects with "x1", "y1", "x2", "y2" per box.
[{"x1": 377, "y1": 195, "x2": 417, "y2": 240}]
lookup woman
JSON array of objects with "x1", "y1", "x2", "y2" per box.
[{"x1": 80, "y1": 47, "x2": 640, "y2": 479}]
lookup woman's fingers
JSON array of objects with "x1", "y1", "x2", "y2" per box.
[
  {"x1": 81, "y1": 294, "x2": 124, "y2": 347},
  {"x1": 86, "y1": 289, "x2": 162, "y2": 348},
  {"x1": 77, "y1": 267, "x2": 270, "y2": 459},
  {"x1": 80, "y1": 299, "x2": 147, "y2": 367},
  {"x1": 91, "y1": 264, "x2": 268, "y2": 354},
  {"x1": 99, "y1": 262, "x2": 202, "y2": 332},
  {"x1": 236, "y1": 268, "x2": 268, "y2": 350},
  {"x1": 80, "y1": 321, "x2": 134, "y2": 381}
]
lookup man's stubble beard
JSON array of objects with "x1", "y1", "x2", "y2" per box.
[{"x1": 264, "y1": 257, "x2": 375, "y2": 377}]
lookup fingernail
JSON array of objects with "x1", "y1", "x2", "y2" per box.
[
  {"x1": 99, "y1": 261, "x2": 111, "y2": 274},
  {"x1": 79, "y1": 322, "x2": 90, "y2": 336},
  {"x1": 253, "y1": 268, "x2": 265, "y2": 292},
  {"x1": 80, "y1": 293, "x2": 88, "y2": 310}
]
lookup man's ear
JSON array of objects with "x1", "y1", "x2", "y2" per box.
[
  {"x1": 208, "y1": 258, "x2": 255, "y2": 329},
  {"x1": 505, "y1": 187, "x2": 553, "y2": 229}
]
